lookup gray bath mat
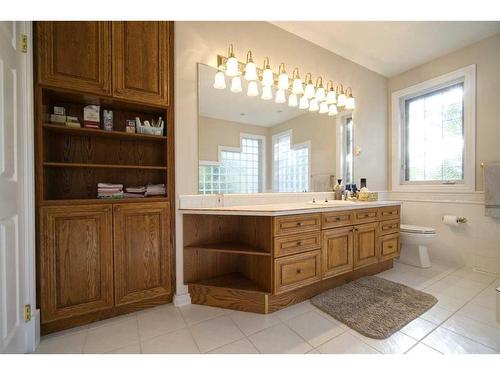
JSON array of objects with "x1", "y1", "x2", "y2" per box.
[{"x1": 311, "y1": 276, "x2": 438, "y2": 339}]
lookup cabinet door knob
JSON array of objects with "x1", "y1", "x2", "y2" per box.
[
  {"x1": 296, "y1": 268, "x2": 302, "y2": 274},
  {"x1": 296, "y1": 241, "x2": 302, "y2": 246},
  {"x1": 296, "y1": 222, "x2": 302, "y2": 226}
]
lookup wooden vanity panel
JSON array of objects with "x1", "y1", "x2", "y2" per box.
[
  {"x1": 379, "y1": 205, "x2": 401, "y2": 221},
  {"x1": 353, "y1": 222, "x2": 379, "y2": 269},
  {"x1": 273, "y1": 214, "x2": 321, "y2": 236},
  {"x1": 353, "y1": 208, "x2": 379, "y2": 224},
  {"x1": 322, "y1": 210, "x2": 354, "y2": 229},
  {"x1": 274, "y1": 251, "x2": 321, "y2": 294},
  {"x1": 379, "y1": 219, "x2": 400, "y2": 236},
  {"x1": 379, "y1": 233, "x2": 401, "y2": 261},
  {"x1": 322, "y1": 226, "x2": 354, "y2": 279},
  {"x1": 274, "y1": 231, "x2": 321, "y2": 258}
]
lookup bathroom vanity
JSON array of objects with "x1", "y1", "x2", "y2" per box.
[{"x1": 181, "y1": 201, "x2": 401, "y2": 313}]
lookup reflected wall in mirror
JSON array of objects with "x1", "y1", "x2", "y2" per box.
[{"x1": 198, "y1": 63, "x2": 354, "y2": 193}]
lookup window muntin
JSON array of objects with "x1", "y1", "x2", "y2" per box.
[
  {"x1": 403, "y1": 82, "x2": 464, "y2": 184},
  {"x1": 272, "y1": 131, "x2": 310, "y2": 192}
]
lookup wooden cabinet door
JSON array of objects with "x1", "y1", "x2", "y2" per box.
[
  {"x1": 379, "y1": 233, "x2": 401, "y2": 261},
  {"x1": 40, "y1": 204, "x2": 113, "y2": 323},
  {"x1": 112, "y1": 21, "x2": 171, "y2": 106},
  {"x1": 36, "y1": 21, "x2": 111, "y2": 95},
  {"x1": 113, "y1": 202, "x2": 172, "y2": 306},
  {"x1": 322, "y1": 226, "x2": 354, "y2": 278},
  {"x1": 353, "y1": 222, "x2": 379, "y2": 269}
]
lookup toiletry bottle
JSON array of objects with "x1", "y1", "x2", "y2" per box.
[
  {"x1": 360, "y1": 178, "x2": 367, "y2": 189},
  {"x1": 334, "y1": 179, "x2": 344, "y2": 200}
]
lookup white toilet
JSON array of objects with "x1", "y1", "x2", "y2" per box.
[{"x1": 398, "y1": 224, "x2": 436, "y2": 268}]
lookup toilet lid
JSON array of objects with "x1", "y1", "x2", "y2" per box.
[{"x1": 400, "y1": 224, "x2": 436, "y2": 234}]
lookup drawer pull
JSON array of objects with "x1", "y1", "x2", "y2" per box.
[
  {"x1": 296, "y1": 241, "x2": 302, "y2": 246},
  {"x1": 296, "y1": 268, "x2": 302, "y2": 274},
  {"x1": 335, "y1": 217, "x2": 341, "y2": 221},
  {"x1": 296, "y1": 222, "x2": 302, "y2": 226},
  {"x1": 388, "y1": 245, "x2": 393, "y2": 249}
]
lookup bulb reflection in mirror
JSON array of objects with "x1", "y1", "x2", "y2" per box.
[
  {"x1": 299, "y1": 95, "x2": 309, "y2": 109},
  {"x1": 247, "y1": 81, "x2": 259, "y2": 97},
  {"x1": 213, "y1": 71, "x2": 226, "y2": 89},
  {"x1": 328, "y1": 104, "x2": 338, "y2": 116},
  {"x1": 230, "y1": 76, "x2": 242, "y2": 93},
  {"x1": 261, "y1": 85, "x2": 273, "y2": 100},
  {"x1": 275, "y1": 89, "x2": 286, "y2": 103},
  {"x1": 288, "y1": 93, "x2": 298, "y2": 107}
]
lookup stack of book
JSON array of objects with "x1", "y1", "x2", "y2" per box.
[
  {"x1": 123, "y1": 186, "x2": 147, "y2": 198},
  {"x1": 97, "y1": 183, "x2": 123, "y2": 199},
  {"x1": 145, "y1": 184, "x2": 166, "y2": 197}
]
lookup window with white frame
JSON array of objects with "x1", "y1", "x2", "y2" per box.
[
  {"x1": 391, "y1": 65, "x2": 476, "y2": 191},
  {"x1": 199, "y1": 135, "x2": 264, "y2": 194},
  {"x1": 272, "y1": 130, "x2": 310, "y2": 192}
]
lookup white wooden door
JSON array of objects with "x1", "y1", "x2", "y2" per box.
[{"x1": 0, "y1": 21, "x2": 36, "y2": 353}]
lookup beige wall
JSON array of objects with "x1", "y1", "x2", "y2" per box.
[{"x1": 388, "y1": 32, "x2": 500, "y2": 191}]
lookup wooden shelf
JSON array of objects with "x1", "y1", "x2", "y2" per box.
[
  {"x1": 188, "y1": 273, "x2": 269, "y2": 293},
  {"x1": 40, "y1": 197, "x2": 168, "y2": 206},
  {"x1": 43, "y1": 123, "x2": 166, "y2": 142},
  {"x1": 43, "y1": 162, "x2": 167, "y2": 171},
  {"x1": 185, "y1": 242, "x2": 271, "y2": 257}
]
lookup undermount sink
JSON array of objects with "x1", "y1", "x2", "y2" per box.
[{"x1": 307, "y1": 200, "x2": 356, "y2": 206}]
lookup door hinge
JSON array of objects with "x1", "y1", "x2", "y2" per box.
[
  {"x1": 20, "y1": 34, "x2": 28, "y2": 53},
  {"x1": 24, "y1": 304, "x2": 31, "y2": 322}
]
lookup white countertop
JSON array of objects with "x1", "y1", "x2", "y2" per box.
[{"x1": 179, "y1": 200, "x2": 401, "y2": 216}]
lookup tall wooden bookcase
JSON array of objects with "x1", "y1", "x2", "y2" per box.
[{"x1": 34, "y1": 21, "x2": 175, "y2": 334}]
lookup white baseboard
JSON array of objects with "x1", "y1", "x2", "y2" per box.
[{"x1": 173, "y1": 293, "x2": 191, "y2": 307}]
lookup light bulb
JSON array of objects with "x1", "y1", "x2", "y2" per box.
[
  {"x1": 292, "y1": 78, "x2": 304, "y2": 95},
  {"x1": 337, "y1": 93, "x2": 347, "y2": 107},
  {"x1": 328, "y1": 104, "x2": 338, "y2": 116},
  {"x1": 275, "y1": 89, "x2": 286, "y2": 104},
  {"x1": 261, "y1": 85, "x2": 272, "y2": 100},
  {"x1": 226, "y1": 56, "x2": 239, "y2": 77},
  {"x1": 262, "y1": 68, "x2": 274, "y2": 86},
  {"x1": 278, "y1": 73, "x2": 289, "y2": 90},
  {"x1": 326, "y1": 89, "x2": 337, "y2": 104},
  {"x1": 309, "y1": 98, "x2": 319, "y2": 112},
  {"x1": 315, "y1": 87, "x2": 326, "y2": 102},
  {"x1": 305, "y1": 82, "x2": 315, "y2": 99},
  {"x1": 288, "y1": 93, "x2": 298, "y2": 107},
  {"x1": 319, "y1": 101, "x2": 329, "y2": 114},
  {"x1": 213, "y1": 71, "x2": 226, "y2": 89},
  {"x1": 230, "y1": 76, "x2": 242, "y2": 93},
  {"x1": 244, "y1": 61, "x2": 257, "y2": 81},
  {"x1": 247, "y1": 81, "x2": 259, "y2": 97},
  {"x1": 299, "y1": 95, "x2": 309, "y2": 109},
  {"x1": 345, "y1": 96, "x2": 355, "y2": 109}
]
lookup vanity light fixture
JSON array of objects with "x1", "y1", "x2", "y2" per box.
[
  {"x1": 261, "y1": 57, "x2": 274, "y2": 87},
  {"x1": 291, "y1": 68, "x2": 304, "y2": 95},
  {"x1": 299, "y1": 95, "x2": 309, "y2": 109},
  {"x1": 244, "y1": 50, "x2": 258, "y2": 81},
  {"x1": 288, "y1": 93, "x2": 298, "y2": 107},
  {"x1": 277, "y1": 63, "x2": 289, "y2": 90},
  {"x1": 315, "y1": 77, "x2": 326, "y2": 102},
  {"x1": 304, "y1": 73, "x2": 316, "y2": 99},
  {"x1": 328, "y1": 103, "x2": 339, "y2": 116},
  {"x1": 337, "y1": 84, "x2": 347, "y2": 108},
  {"x1": 345, "y1": 87, "x2": 356, "y2": 109},
  {"x1": 225, "y1": 44, "x2": 239, "y2": 77},
  {"x1": 213, "y1": 68, "x2": 226, "y2": 89},
  {"x1": 261, "y1": 85, "x2": 273, "y2": 100},
  {"x1": 309, "y1": 98, "x2": 319, "y2": 112},
  {"x1": 247, "y1": 80, "x2": 259, "y2": 97},
  {"x1": 230, "y1": 75, "x2": 242, "y2": 93},
  {"x1": 319, "y1": 101, "x2": 329, "y2": 114},
  {"x1": 326, "y1": 80, "x2": 337, "y2": 104},
  {"x1": 275, "y1": 89, "x2": 286, "y2": 104}
]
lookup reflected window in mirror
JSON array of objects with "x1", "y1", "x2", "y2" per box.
[
  {"x1": 340, "y1": 115, "x2": 354, "y2": 185},
  {"x1": 272, "y1": 130, "x2": 310, "y2": 192},
  {"x1": 199, "y1": 134, "x2": 264, "y2": 194}
]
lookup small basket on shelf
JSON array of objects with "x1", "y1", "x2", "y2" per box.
[{"x1": 136, "y1": 122, "x2": 164, "y2": 136}]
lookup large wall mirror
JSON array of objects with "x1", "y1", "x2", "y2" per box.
[{"x1": 197, "y1": 63, "x2": 354, "y2": 194}]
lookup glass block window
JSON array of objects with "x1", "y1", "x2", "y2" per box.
[
  {"x1": 272, "y1": 131, "x2": 310, "y2": 192},
  {"x1": 199, "y1": 136, "x2": 263, "y2": 194},
  {"x1": 404, "y1": 82, "x2": 464, "y2": 183},
  {"x1": 342, "y1": 116, "x2": 354, "y2": 185}
]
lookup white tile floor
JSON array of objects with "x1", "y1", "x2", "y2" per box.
[{"x1": 35, "y1": 261, "x2": 500, "y2": 354}]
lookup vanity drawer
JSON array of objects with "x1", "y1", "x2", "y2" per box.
[
  {"x1": 379, "y1": 205, "x2": 400, "y2": 221},
  {"x1": 273, "y1": 214, "x2": 321, "y2": 236},
  {"x1": 353, "y1": 208, "x2": 379, "y2": 224},
  {"x1": 274, "y1": 231, "x2": 321, "y2": 258},
  {"x1": 379, "y1": 219, "x2": 400, "y2": 236},
  {"x1": 274, "y1": 250, "x2": 321, "y2": 294},
  {"x1": 379, "y1": 233, "x2": 400, "y2": 261},
  {"x1": 322, "y1": 210, "x2": 354, "y2": 229}
]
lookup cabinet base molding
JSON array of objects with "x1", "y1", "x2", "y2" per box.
[
  {"x1": 188, "y1": 260, "x2": 393, "y2": 314},
  {"x1": 41, "y1": 293, "x2": 173, "y2": 335},
  {"x1": 173, "y1": 293, "x2": 192, "y2": 307}
]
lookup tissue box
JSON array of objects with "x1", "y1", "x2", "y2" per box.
[{"x1": 358, "y1": 191, "x2": 378, "y2": 201}]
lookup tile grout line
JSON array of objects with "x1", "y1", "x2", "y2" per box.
[
  {"x1": 177, "y1": 306, "x2": 203, "y2": 354},
  {"x1": 225, "y1": 313, "x2": 262, "y2": 354}
]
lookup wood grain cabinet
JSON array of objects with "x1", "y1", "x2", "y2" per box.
[
  {"x1": 353, "y1": 222, "x2": 379, "y2": 269},
  {"x1": 36, "y1": 21, "x2": 112, "y2": 95},
  {"x1": 322, "y1": 226, "x2": 354, "y2": 278},
  {"x1": 379, "y1": 233, "x2": 401, "y2": 261},
  {"x1": 39, "y1": 204, "x2": 114, "y2": 323},
  {"x1": 274, "y1": 250, "x2": 321, "y2": 294},
  {"x1": 112, "y1": 21, "x2": 171, "y2": 106},
  {"x1": 113, "y1": 202, "x2": 172, "y2": 306}
]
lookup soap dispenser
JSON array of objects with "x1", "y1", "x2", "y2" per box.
[{"x1": 334, "y1": 179, "x2": 344, "y2": 200}]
